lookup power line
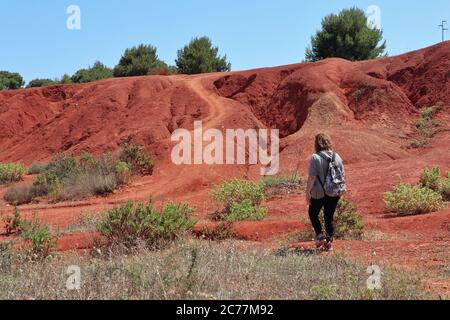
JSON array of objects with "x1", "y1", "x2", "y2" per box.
[{"x1": 438, "y1": 20, "x2": 448, "y2": 42}]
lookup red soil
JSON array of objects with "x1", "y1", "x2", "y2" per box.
[{"x1": 0, "y1": 42, "x2": 449, "y2": 294}]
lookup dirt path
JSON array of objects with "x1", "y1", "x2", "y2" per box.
[{"x1": 185, "y1": 77, "x2": 229, "y2": 130}]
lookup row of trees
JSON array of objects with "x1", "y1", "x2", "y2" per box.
[
  {"x1": 1, "y1": 7, "x2": 386, "y2": 90},
  {"x1": 1, "y1": 36, "x2": 231, "y2": 90}
]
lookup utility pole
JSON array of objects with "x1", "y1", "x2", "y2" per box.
[{"x1": 438, "y1": 20, "x2": 448, "y2": 42}]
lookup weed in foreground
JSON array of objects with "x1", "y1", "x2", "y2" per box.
[{"x1": 0, "y1": 240, "x2": 431, "y2": 300}]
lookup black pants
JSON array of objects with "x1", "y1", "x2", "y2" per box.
[{"x1": 308, "y1": 195, "x2": 340, "y2": 240}]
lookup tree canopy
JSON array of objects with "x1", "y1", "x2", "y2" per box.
[
  {"x1": 175, "y1": 37, "x2": 231, "y2": 74},
  {"x1": 113, "y1": 44, "x2": 168, "y2": 77},
  {"x1": 58, "y1": 74, "x2": 73, "y2": 84},
  {"x1": 72, "y1": 61, "x2": 113, "y2": 83},
  {"x1": 305, "y1": 7, "x2": 386, "y2": 62},
  {"x1": 0, "y1": 71, "x2": 24, "y2": 90},
  {"x1": 27, "y1": 78, "x2": 56, "y2": 88}
]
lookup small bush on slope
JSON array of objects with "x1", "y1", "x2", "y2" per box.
[
  {"x1": 4, "y1": 206, "x2": 23, "y2": 235},
  {"x1": 384, "y1": 182, "x2": 444, "y2": 216},
  {"x1": 118, "y1": 144, "x2": 154, "y2": 175},
  {"x1": 227, "y1": 199, "x2": 267, "y2": 222},
  {"x1": 3, "y1": 207, "x2": 55, "y2": 260},
  {"x1": 334, "y1": 198, "x2": 364, "y2": 240},
  {"x1": 212, "y1": 179, "x2": 267, "y2": 222},
  {"x1": 411, "y1": 106, "x2": 439, "y2": 148},
  {"x1": 420, "y1": 166, "x2": 450, "y2": 201},
  {"x1": 28, "y1": 163, "x2": 48, "y2": 175},
  {"x1": 439, "y1": 173, "x2": 450, "y2": 201},
  {"x1": 97, "y1": 200, "x2": 196, "y2": 249},
  {"x1": 420, "y1": 166, "x2": 442, "y2": 191},
  {"x1": 260, "y1": 173, "x2": 304, "y2": 199},
  {"x1": 4, "y1": 145, "x2": 154, "y2": 204},
  {"x1": 4, "y1": 186, "x2": 35, "y2": 205},
  {"x1": 22, "y1": 219, "x2": 55, "y2": 260},
  {"x1": 0, "y1": 163, "x2": 27, "y2": 185}
]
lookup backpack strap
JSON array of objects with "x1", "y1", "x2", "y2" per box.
[{"x1": 316, "y1": 152, "x2": 335, "y2": 191}]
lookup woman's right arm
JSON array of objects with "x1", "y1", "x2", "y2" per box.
[
  {"x1": 306, "y1": 155, "x2": 317, "y2": 204},
  {"x1": 306, "y1": 175, "x2": 316, "y2": 205}
]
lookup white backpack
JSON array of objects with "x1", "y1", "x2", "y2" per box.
[{"x1": 317, "y1": 152, "x2": 346, "y2": 197}]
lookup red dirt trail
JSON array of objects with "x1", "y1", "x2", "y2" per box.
[{"x1": 0, "y1": 42, "x2": 449, "y2": 295}]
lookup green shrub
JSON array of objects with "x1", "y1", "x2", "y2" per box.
[
  {"x1": 28, "y1": 162, "x2": 48, "y2": 175},
  {"x1": 419, "y1": 166, "x2": 450, "y2": 201},
  {"x1": 32, "y1": 153, "x2": 80, "y2": 195},
  {"x1": 212, "y1": 179, "x2": 267, "y2": 221},
  {"x1": 94, "y1": 152, "x2": 118, "y2": 175},
  {"x1": 226, "y1": 199, "x2": 267, "y2": 222},
  {"x1": 56, "y1": 172, "x2": 119, "y2": 201},
  {"x1": 79, "y1": 151, "x2": 96, "y2": 169},
  {"x1": 411, "y1": 107, "x2": 439, "y2": 147},
  {"x1": 115, "y1": 161, "x2": 131, "y2": 184},
  {"x1": 4, "y1": 206, "x2": 24, "y2": 235},
  {"x1": 32, "y1": 172, "x2": 56, "y2": 197},
  {"x1": 415, "y1": 118, "x2": 433, "y2": 137},
  {"x1": 48, "y1": 153, "x2": 117, "y2": 200},
  {"x1": 44, "y1": 153, "x2": 79, "y2": 180},
  {"x1": 3, "y1": 207, "x2": 55, "y2": 259},
  {"x1": 22, "y1": 219, "x2": 55, "y2": 259},
  {"x1": 420, "y1": 167, "x2": 441, "y2": 191},
  {"x1": 97, "y1": 200, "x2": 196, "y2": 249},
  {"x1": 439, "y1": 172, "x2": 450, "y2": 201},
  {"x1": 410, "y1": 139, "x2": 426, "y2": 149},
  {"x1": 118, "y1": 144, "x2": 154, "y2": 175},
  {"x1": 420, "y1": 106, "x2": 437, "y2": 122},
  {"x1": 0, "y1": 163, "x2": 27, "y2": 185},
  {"x1": 213, "y1": 179, "x2": 264, "y2": 212},
  {"x1": 384, "y1": 182, "x2": 444, "y2": 216},
  {"x1": 4, "y1": 147, "x2": 154, "y2": 205},
  {"x1": 334, "y1": 198, "x2": 364, "y2": 240}
]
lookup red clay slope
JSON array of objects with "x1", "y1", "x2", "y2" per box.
[{"x1": 0, "y1": 41, "x2": 448, "y2": 165}]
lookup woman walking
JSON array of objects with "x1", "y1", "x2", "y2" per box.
[{"x1": 306, "y1": 133, "x2": 346, "y2": 251}]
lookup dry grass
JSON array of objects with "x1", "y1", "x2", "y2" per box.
[{"x1": 0, "y1": 239, "x2": 430, "y2": 300}]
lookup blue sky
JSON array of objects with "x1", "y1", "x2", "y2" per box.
[{"x1": 1, "y1": 0, "x2": 448, "y2": 83}]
